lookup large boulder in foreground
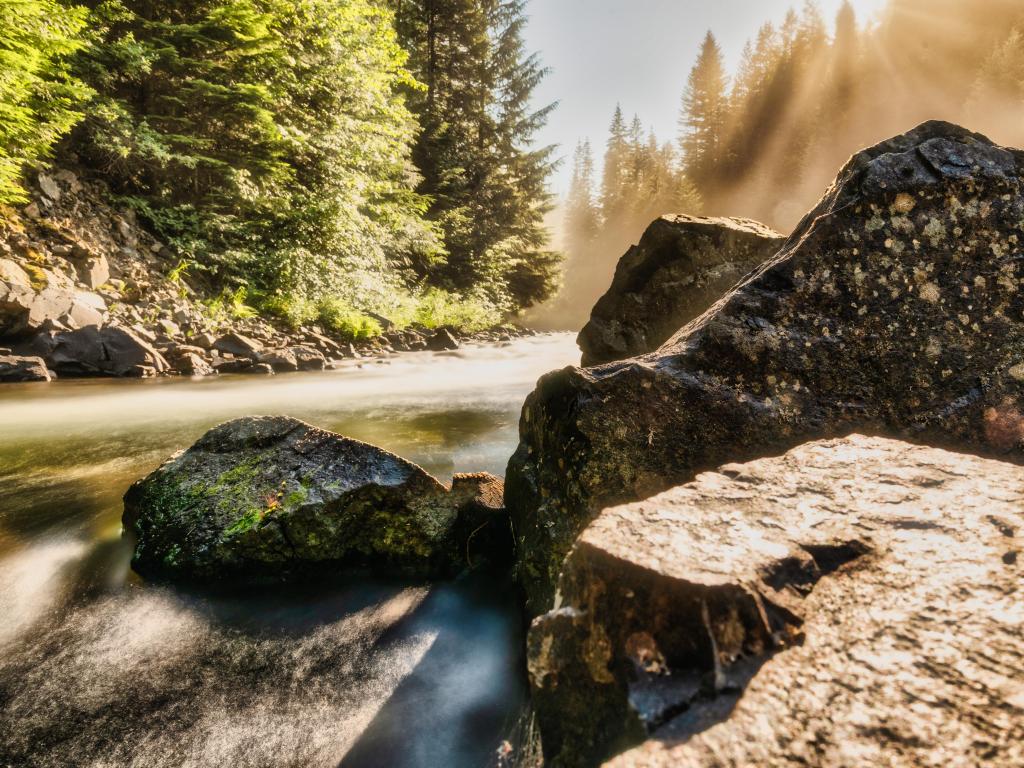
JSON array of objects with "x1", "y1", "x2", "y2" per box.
[
  {"x1": 577, "y1": 216, "x2": 784, "y2": 366},
  {"x1": 529, "y1": 436, "x2": 1024, "y2": 767},
  {"x1": 506, "y1": 121, "x2": 1024, "y2": 615},
  {"x1": 123, "y1": 416, "x2": 509, "y2": 583}
]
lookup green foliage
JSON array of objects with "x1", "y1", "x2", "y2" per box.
[
  {"x1": 72, "y1": 0, "x2": 443, "y2": 310},
  {"x1": 315, "y1": 298, "x2": 382, "y2": 340},
  {"x1": 0, "y1": 0, "x2": 91, "y2": 204},
  {"x1": 396, "y1": 0, "x2": 561, "y2": 310},
  {"x1": 203, "y1": 287, "x2": 258, "y2": 323},
  {"x1": 411, "y1": 288, "x2": 502, "y2": 331}
]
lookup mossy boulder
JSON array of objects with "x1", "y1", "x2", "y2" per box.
[
  {"x1": 123, "y1": 416, "x2": 509, "y2": 583},
  {"x1": 507, "y1": 121, "x2": 1024, "y2": 615}
]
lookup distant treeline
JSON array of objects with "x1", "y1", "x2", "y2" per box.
[
  {"x1": 551, "y1": 0, "x2": 1024, "y2": 327},
  {"x1": 0, "y1": 0, "x2": 558, "y2": 330}
]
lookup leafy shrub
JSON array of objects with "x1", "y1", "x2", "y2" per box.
[{"x1": 316, "y1": 298, "x2": 382, "y2": 341}]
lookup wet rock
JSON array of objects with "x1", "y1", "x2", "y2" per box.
[
  {"x1": 529, "y1": 436, "x2": 1024, "y2": 767},
  {"x1": 123, "y1": 416, "x2": 511, "y2": 584},
  {"x1": 173, "y1": 352, "x2": 215, "y2": 377},
  {"x1": 577, "y1": 216, "x2": 784, "y2": 366},
  {"x1": 427, "y1": 328, "x2": 460, "y2": 351},
  {"x1": 213, "y1": 332, "x2": 263, "y2": 358},
  {"x1": 506, "y1": 121, "x2": 1024, "y2": 615},
  {"x1": 0, "y1": 355, "x2": 52, "y2": 382},
  {"x1": 35, "y1": 325, "x2": 170, "y2": 377},
  {"x1": 292, "y1": 345, "x2": 327, "y2": 371},
  {"x1": 258, "y1": 348, "x2": 299, "y2": 372},
  {"x1": 244, "y1": 362, "x2": 275, "y2": 376}
]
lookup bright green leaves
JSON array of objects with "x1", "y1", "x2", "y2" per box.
[{"x1": 0, "y1": 0, "x2": 91, "y2": 205}]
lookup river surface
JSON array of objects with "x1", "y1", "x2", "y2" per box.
[{"x1": 0, "y1": 333, "x2": 578, "y2": 768}]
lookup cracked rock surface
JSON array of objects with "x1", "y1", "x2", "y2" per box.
[
  {"x1": 507, "y1": 121, "x2": 1024, "y2": 615},
  {"x1": 527, "y1": 436, "x2": 1024, "y2": 767},
  {"x1": 578, "y1": 215, "x2": 784, "y2": 367},
  {"x1": 123, "y1": 416, "x2": 509, "y2": 584}
]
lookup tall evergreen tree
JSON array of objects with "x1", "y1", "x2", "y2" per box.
[
  {"x1": 600, "y1": 104, "x2": 630, "y2": 228},
  {"x1": 395, "y1": 0, "x2": 560, "y2": 310},
  {"x1": 679, "y1": 31, "x2": 728, "y2": 187},
  {"x1": 565, "y1": 139, "x2": 598, "y2": 252}
]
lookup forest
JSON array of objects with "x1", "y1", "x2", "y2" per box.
[
  {"x1": 1, "y1": 0, "x2": 557, "y2": 333},
  {"x1": 554, "y1": 0, "x2": 1024, "y2": 324}
]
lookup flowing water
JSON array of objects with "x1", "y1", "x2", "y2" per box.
[{"x1": 0, "y1": 333, "x2": 578, "y2": 768}]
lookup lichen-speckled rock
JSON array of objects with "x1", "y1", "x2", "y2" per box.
[
  {"x1": 507, "y1": 121, "x2": 1024, "y2": 615},
  {"x1": 528, "y1": 436, "x2": 1024, "y2": 767},
  {"x1": 577, "y1": 216, "x2": 784, "y2": 366},
  {"x1": 123, "y1": 416, "x2": 509, "y2": 583}
]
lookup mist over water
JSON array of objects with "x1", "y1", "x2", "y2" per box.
[{"x1": 0, "y1": 334, "x2": 579, "y2": 768}]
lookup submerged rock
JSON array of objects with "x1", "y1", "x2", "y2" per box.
[
  {"x1": 578, "y1": 216, "x2": 784, "y2": 366},
  {"x1": 123, "y1": 416, "x2": 510, "y2": 583},
  {"x1": 529, "y1": 436, "x2": 1024, "y2": 767},
  {"x1": 506, "y1": 121, "x2": 1024, "y2": 614}
]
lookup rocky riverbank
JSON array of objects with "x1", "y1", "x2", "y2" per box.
[
  {"x1": 0, "y1": 167, "x2": 534, "y2": 383},
  {"x1": 117, "y1": 121, "x2": 1024, "y2": 768}
]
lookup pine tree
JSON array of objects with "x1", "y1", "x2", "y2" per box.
[
  {"x1": 600, "y1": 104, "x2": 630, "y2": 228},
  {"x1": 395, "y1": 0, "x2": 559, "y2": 309},
  {"x1": 679, "y1": 31, "x2": 728, "y2": 188},
  {"x1": 73, "y1": 0, "x2": 293, "y2": 261},
  {"x1": 824, "y1": 2, "x2": 858, "y2": 124},
  {"x1": 0, "y1": 0, "x2": 90, "y2": 205},
  {"x1": 565, "y1": 140, "x2": 599, "y2": 250}
]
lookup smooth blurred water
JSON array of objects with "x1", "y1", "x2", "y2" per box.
[{"x1": 0, "y1": 334, "x2": 578, "y2": 768}]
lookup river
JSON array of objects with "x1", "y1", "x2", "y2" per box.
[{"x1": 0, "y1": 333, "x2": 578, "y2": 768}]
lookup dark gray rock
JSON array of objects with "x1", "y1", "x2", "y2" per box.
[
  {"x1": 123, "y1": 416, "x2": 511, "y2": 584},
  {"x1": 506, "y1": 122, "x2": 1024, "y2": 615},
  {"x1": 427, "y1": 328, "x2": 460, "y2": 351},
  {"x1": 0, "y1": 355, "x2": 52, "y2": 382},
  {"x1": 529, "y1": 436, "x2": 1024, "y2": 768},
  {"x1": 34, "y1": 325, "x2": 169, "y2": 378},
  {"x1": 577, "y1": 216, "x2": 784, "y2": 366}
]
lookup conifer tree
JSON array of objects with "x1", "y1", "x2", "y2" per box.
[
  {"x1": 395, "y1": 0, "x2": 560, "y2": 310},
  {"x1": 565, "y1": 139, "x2": 598, "y2": 251},
  {"x1": 601, "y1": 105, "x2": 630, "y2": 228},
  {"x1": 679, "y1": 31, "x2": 728, "y2": 188}
]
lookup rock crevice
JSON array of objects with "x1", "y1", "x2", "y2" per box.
[{"x1": 528, "y1": 436, "x2": 1024, "y2": 767}]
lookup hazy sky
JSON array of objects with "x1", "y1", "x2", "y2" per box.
[{"x1": 525, "y1": 0, "x2": 890, "y2": 195}]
